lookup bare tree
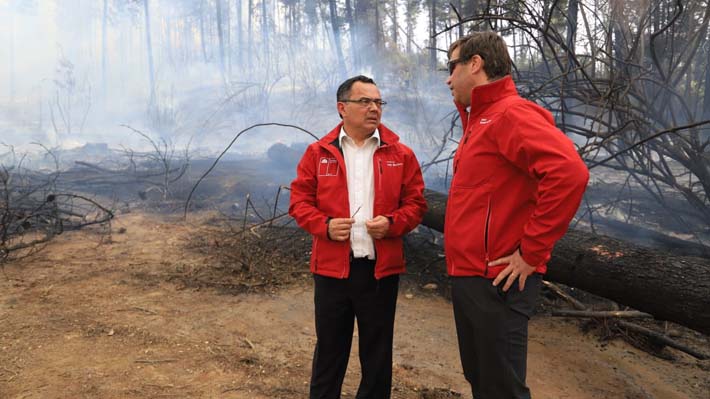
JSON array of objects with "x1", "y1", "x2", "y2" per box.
[
  {"x1": 439, "y1": 0, "x2": 710, "y2": 241},
  {"x1": 49, "y1": 54, "x2": 92, "y2": 142},
  {"x1": 121, "y1": 125, "x2": 191, "y2": 202}
]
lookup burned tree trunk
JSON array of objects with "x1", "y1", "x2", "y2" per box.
[{"x1": 422, "y1": 189, "x2": 710, "y2": 335}]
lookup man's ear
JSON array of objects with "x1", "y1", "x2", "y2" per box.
[
  {"x1": 470, "y1": 54, "x2": 485, "y2": 75},
  {"x1": 337, "y1": 102, "x2": 346, "y2": 118}
]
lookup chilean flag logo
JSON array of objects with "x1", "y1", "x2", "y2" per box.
[{"x1": 318, "y1": 157, "x2": 339, "y2": 176}]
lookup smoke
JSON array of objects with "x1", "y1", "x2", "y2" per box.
[{"x1": 0, "y1": 0, "x2": 453, "y2": 169}]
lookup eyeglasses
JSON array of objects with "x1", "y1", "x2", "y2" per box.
[
  {"x1": 447, "y1": 58, "x2": 465, "y2": 75},
  {"x1": 446, "y1": 55, "x2": 480, "y2": 75},
  {"x1": 340, "y1": 97, "x2": 387, "y2": 108}
]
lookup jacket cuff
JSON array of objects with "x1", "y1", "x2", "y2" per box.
[
  {"x1": 312, "y1": 215, "x2": 331, "y2": 240},
  {"x1": 325, "y1": 217, "x2": 333, "y2": 240},
  {"x1": 383, "y1": 213, "x2": 395, "y2": 237},
  {"x1": 519, "y1": 245, "x2": 549, "y2": 268}
]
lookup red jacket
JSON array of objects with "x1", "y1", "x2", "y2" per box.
[
  {"x1": 445, "y1": 76, "x2": 589, "y2": 278},
  {"x1": 289, "y1": 123, "x2": 427, "y2": 279}
]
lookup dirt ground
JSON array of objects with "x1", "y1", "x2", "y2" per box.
[{"x1": 1, "y1": 211, "x2": 708, "y2": 399}]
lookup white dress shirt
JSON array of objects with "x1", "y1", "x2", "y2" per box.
[{"x1": 339, "y1": 127, "x2": 380, "y2": 259}]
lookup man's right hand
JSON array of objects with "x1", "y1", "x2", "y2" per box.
[{"x1": 327, "y1": 218, "x2": 354, "y2": 241}]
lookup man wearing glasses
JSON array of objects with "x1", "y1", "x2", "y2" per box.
[
  {"x1": 289, "y1": 75, "x2": 427, "y2": 399},
  {"x1": 443, "y1": 32, "x2": 589, "y2": 398}
]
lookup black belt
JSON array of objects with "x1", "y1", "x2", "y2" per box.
[{"x1": 350, "y1": 252, "x2": 374, "y2": 263}]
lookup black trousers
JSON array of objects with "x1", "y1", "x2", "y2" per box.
[
  {"x1": 451, "y1": 274, "x2": 542, "y2": 399},
  {"x1": 310, "y1": 258, "x2": 400, "y2": 399}
]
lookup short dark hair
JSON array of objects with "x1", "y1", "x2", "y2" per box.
[
  {"x1": 336, "y1": 75, "x2": 376, "y2": 102},
  {"x1": 448, "y1": 32, "x2": 511, "y2": 80}
]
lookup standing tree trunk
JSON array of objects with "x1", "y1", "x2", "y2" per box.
[
  {"x1": 102, "y1": 0, "x2": 108, "y2": 101},
  {"x1": 199, "y1": 0, "x2": 209, "y2": 63},
  {"x1": 456, "y1": 0, "x2": 463, "y2": 37},
  {"x1": 405, "y1": 0, "x2": 416, "y2": 54},
  {"x1": 704, "y1": 49, "x2": 710, "y2": 119},
  {"x1": 236, "y1": 0, "x2": 242, "y2": 68},
  {"x1": 216, "y1": 0, "x2": 228, "y2": 85},
  {"x1": 560, "y1": 0, "x2": 579, "y2": 129},
  {"x1": 144, "y1": 0, "x2": 156, "y2": 107},
  {"x1": 611, "y1": 0, "x2": 626, "y2": 77},
  {"x1": 9, "y1": 11, "x2": 15, "y2": 102},
  {"x1": 345, "y1": 0, "x2": 358, "y2": 68},
  {"x1": 328, "y1": 0, "x2": 347, "y2": 76},
  {"x1": 391, "y1": 0, "x2": 398, "y2": 49},
  {"x1": 429, "y1": 0, "x2": 437, "y2": 71},
  {"x1": 374, "y1": 1, "x2": 382, "y2": 52},
  {"x1": 354, "y1": 0, "x2": 375, "y2": 64},
  {"x1": 261, "y1": 0, "x2": 269, "y2": 76},
  {"x1": 305, "y1": 0, "x2": 317, "y2": 41},
  {"x1": 463, "y1": 0, "x2": 481, "y2": 32},
  {"x1": 224, "y1": 0, "x2": 232, "y2": 77},
  {"x1": 234, "y1": 0, "x2": 244, "y2": 67},
  {"x1": 246, "y1": 0, "x2": 254, "y2": 73},
  {"x1": 165, "y1": 15, "x2": 175, "y2": 67},
  {"x1": 566, "y1": 0, "x2": 578, "y2": 71},
  {"x1": 248, "y1": 0, "x2": 253, "y2": 70}
]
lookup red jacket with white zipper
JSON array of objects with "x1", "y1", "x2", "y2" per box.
[
  {"x1": 445, "y1": 75, "x2": 589, "y2": 278},
  {"x1": 289, "y1": 123, "x2": 427, "y2": 279}
]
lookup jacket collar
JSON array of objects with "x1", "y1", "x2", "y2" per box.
[
  {"x1": 320, "y1": 122, "x2": 398, "y2": 152},
  {"x1": 454, "y1": 75, "x2": 518, "y2": 132},
  {"x1": 338, "y1": 126, "x2": 381, "y2": 148}
]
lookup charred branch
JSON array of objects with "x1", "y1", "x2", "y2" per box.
[
  {"x1": 551, "y1": 310, "x2": 653, "y2": 319},
  {"x1": 543, "y1": 272, "x2": 708, "y2": 360},
  {"x1": 1, "y1": 158, "x2": 114, "y2": 266},
  {"x1": 434, "y1": 1, "x2": 710, "y2": 231},
  {"x1": 184, "y1": 123, "x2": 319, "y2": 218}
]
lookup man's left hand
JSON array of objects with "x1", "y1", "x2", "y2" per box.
[
  {"x1": 490, "y1": 249, "x2": 536, "y2": 292},
  {"x1": 365, "y1": 215, "x2": 390, "y2": 239}
]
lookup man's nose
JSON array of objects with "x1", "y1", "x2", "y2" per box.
[{"x1": 446, "y1": 75, "x2": 453, "y2": 86}]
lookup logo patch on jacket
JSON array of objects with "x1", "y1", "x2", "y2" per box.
[
  {"x1": 479, "y1": 118, "x2": 493, "y2": 125},
  {"x1": 318, "y1": 157, "x2": 339, "y2": 176},
  {"x1": 385, "y1": 160, "x2": 403, "y2": 167}
]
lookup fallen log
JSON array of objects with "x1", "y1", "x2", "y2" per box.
[
  {"x1": 586, "y1": 216, "x2": 710, "y2": 258},
  {"x1": 422, "y1": 189, "x2": 710, "y2": 335},
  {"x1": 617, "y1": 321, "x2": 708, "y2": 360}
]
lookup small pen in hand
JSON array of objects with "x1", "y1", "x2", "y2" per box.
[{"x1": 350, "y1": 205, "x2": 362, "y2": 218}]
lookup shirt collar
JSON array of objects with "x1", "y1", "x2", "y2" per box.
[{"x1": 339, "y1": 127, "x2": 380, "y2": 148}]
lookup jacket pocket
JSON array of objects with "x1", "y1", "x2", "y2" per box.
[
  {"x1": 445, "y1": 184, "x2": 490, "y2": 274},
  {"x1": 376, "y1": 157, "x2": 405, "y2": 212},
  {"x1": 312, "y1": 237, "x2": 347, "y2": 277},
  {"x1": 374, "y1": 237, "x2": 405, "y2": 277},
  {"x1": 497, "y1": 273, "x2": 542, "y2": 319}
]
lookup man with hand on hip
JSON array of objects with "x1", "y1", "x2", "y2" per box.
[{"x1": 443, "y1": 32, "x2": 589, "y2": 398}]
